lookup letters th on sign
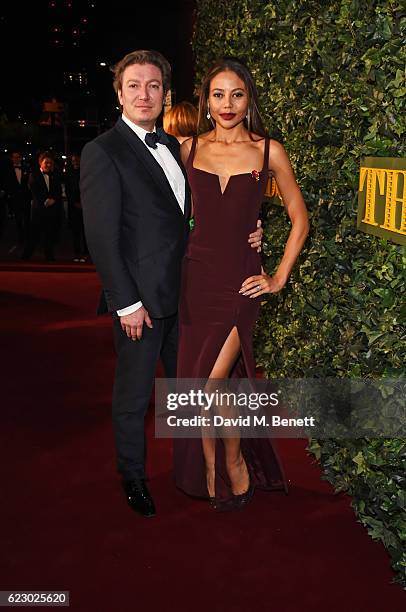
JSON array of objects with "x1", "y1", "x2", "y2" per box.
[{"x1": 358, "y1": 157, "x2": 406, "y2": 246}]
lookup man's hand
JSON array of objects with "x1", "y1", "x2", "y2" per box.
[
  {"x1": 248, "y1": 219, "x2": 263, "y2": 252},
  {"x1": 44, "y1": 198, "x2": 56, "y2": 207},
  {"x1": 120, "y1": 306, "x2": 153, "y2": 340}
]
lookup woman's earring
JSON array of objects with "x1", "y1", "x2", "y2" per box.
[{"x1": 206, "y1": 107, "x2": 211, "y2": 120}]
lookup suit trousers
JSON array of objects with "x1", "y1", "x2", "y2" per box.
[
  {"x1": 112, "y1": 312, "x2": 178, "y2": 481},
  {"x1": 69, "y1": 206, "x2": 88, "y2": 256},
  {"x1": 26, "y1": 206, "x2": 61, "y2": 259}
]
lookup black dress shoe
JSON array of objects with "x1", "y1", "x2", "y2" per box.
[{"x1": 123, "y1": 479, "x2": 156, "y2": 517}]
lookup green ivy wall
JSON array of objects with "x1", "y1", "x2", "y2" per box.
[{"x1": 194, "y1": 0, "x2": 406, "y2": 586}]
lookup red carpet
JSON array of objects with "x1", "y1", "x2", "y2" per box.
[{"x1": 0, "y1": 265, "x2": 404, "y2": 611}]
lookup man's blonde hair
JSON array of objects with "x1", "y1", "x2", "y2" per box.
[{"x1": 112, "y1": 49, "x2": 171, "y2": 95}]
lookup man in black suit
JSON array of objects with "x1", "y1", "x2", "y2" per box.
[
  {"x1": 2, "y1": 151, "x2": 31, "y2": 249},
  {"x1": 80, "y1": 50, "x2": 262, "y2": 517},
  {"x1": 23, "y1": 151, "x2": 63, "y2": 261},
  {"x1": 65, "y1": 153, "x2": 88, "y2": 262}
]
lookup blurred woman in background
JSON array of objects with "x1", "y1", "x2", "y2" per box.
[{"x1": 163, "y1": 101, "x2": 198, "y2": 143}]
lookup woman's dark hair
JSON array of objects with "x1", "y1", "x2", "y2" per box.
[{"x1": 197, "y1": 57, "x2": 267, "y2": 138}]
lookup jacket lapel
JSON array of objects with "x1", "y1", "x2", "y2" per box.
[
  {"x1": 39, "y1": 171, "x2": 49, "y2": 193},
  {"x1": 165, "y1": 135, "x2": 191, "y2": 220},
  {"x1": 115, "y1": 119, "x2": 183, "y2": 215}
]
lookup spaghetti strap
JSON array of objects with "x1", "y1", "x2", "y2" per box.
[
  {"x1": 262, "y1": 137, "x2": 270, "y2": 172},
  {"x1": 186, "y1": 136, "x2": 198, "y2": 168}
]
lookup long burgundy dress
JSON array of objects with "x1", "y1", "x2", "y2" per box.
[{"x1": 174, "y1": 136, "x2": 288, "y2": 502}]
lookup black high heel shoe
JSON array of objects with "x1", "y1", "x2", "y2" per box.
[
  {"x1": 233, "y1": 481, "x2": 255, "y2": 509},
  {"x1": 209, "y1": 496, "x2": 237, "y2": 512},
  {"x1": 232, "y1": 465, "x2": 255, "y2": 510},
  {"x1": 208, "y1": 480, "x2": 236, "y2": 512}
]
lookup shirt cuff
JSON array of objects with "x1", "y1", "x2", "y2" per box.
[{"x1": 117, "y1": 301, "x2": 143, "y2": 316}]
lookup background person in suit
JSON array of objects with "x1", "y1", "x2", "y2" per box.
[
  {"x1": 2, "y1": 150, "x2": 31, "y2": 250},
  {"x1": 80, "y1": 49, "x2": 263, "y2": 518},
  {"x1": 0, "y1": 164, "x2": 7, "y2": 240},
  {"x1": 65, "y1": 153, "x2": 88, "y2": 262},
  {"x1": 23, "y1": 151, "x2": 63, "y2": 261}
]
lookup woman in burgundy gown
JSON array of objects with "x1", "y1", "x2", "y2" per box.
[{"x1": 174, "y1": 58, "x2": 309, "y2": 510}]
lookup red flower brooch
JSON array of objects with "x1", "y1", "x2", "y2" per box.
[{"x1": 251, "y1": 170, "x2": 260, "y2": 182}]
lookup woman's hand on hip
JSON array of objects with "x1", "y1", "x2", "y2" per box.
[{"x1": 239, "y1": 272, "x2": 286, "y2": 298}]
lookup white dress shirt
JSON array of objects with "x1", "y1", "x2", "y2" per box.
[
  {"x1": 14, "y1": 166, "x2": 22, "y2": 184},
  {"x1": 117, "y1": 114, "x2": 186, "y2": 317},
  {"x1": 41, "y1": 170, "x2": 54, "y2": 208},
  {"x1": 42, "y1": 171, "x2": 50, "y2": 191}
]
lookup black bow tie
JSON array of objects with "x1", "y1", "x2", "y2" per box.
[
  {"x1": 145, "y1": 128, "x2": 169, "y2": 149},
  {"x1": 14, "y1": 166, "x2": 22, "y2": 170}
]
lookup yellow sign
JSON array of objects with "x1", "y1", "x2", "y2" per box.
[{"x1": 358, "y1": 157, "x2": 406, "y2": 246}]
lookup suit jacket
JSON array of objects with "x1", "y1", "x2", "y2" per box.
[
  {"x1": 2, "y1": 162, "x2": 31, "y2": 208},
  {"x1": 65, "y1": 167, "x2": 82, "y2": 225},
  {"x1": 80, "y1": 118, "x2": 191, "y2": 318},
  {"x1": 29, "y1": 169, "x2": 63, "y2": 213},
  {"x1": 65, "y1": 168, "x2": 81, "y2": 206}
]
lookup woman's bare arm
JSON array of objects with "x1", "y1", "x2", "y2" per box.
[
  {"x1": 267, "y1": 139, "x2": 309, "y2": 285},
  {"x1": 240, "y1": 140, "x2": 309, "y2": 297}
]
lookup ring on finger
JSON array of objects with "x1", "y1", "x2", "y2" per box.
[{"x1": 256, "y1": 284, "x2": 261, "y2": 291}]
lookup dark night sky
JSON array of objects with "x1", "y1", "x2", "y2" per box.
[{"x1": 0, "y1": 1, "x2": 196, "y2": 123}]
